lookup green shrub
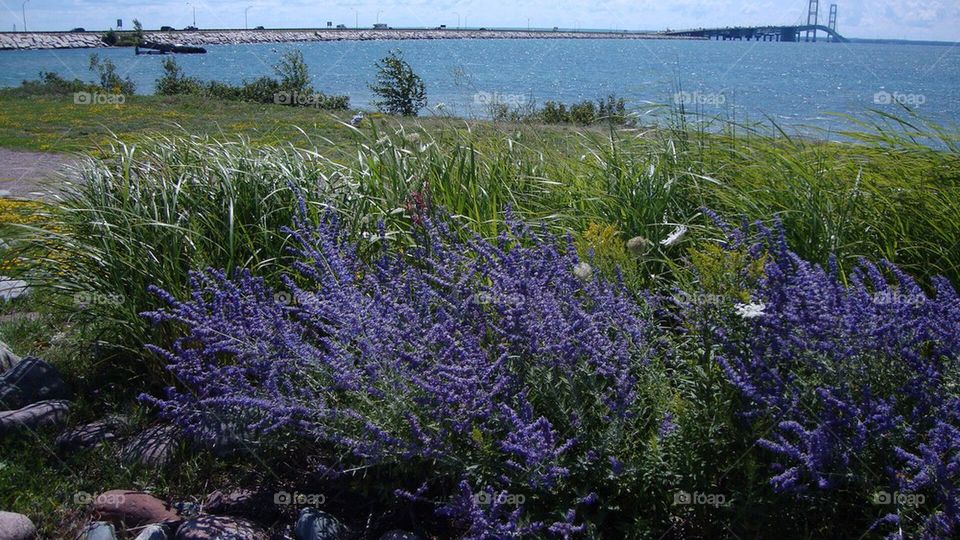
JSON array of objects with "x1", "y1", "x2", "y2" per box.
[
  {"x1": 155, "y1": 58, "x2": 203, "y2": 96},
  {"x1": 570, "y1": 100, "x2": 597, "y2": 124},
  {"x1": 88, "y1": 54, "x2": 136, "y2": 94},
  {"x1": 370, "y1": 49, "x2": 427, "y2": 116},
  {"x1": 0, "y1": 72, "x2": 92, "y2": 97},
  {"x1": 152, "y1": 56, "x2": 349, "y2": 110},
  {"x1": 541, "y1": 101, "x2": 568, "y2": 123},
  {"x1": 101, "y1": 29, "x2": 118, "y2": 46}
]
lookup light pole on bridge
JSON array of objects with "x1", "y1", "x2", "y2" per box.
[{"x1": 21, "y1": 0, "x2": 29, "y2": 32}]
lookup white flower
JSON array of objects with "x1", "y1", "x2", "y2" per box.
[
  {"x1": 734, "y1": 302, "x2": 766, "y2": 319},
  {"x1": 573, "y1": 262, "x2": 593, "y2": 281},
  {"x1": 660, "y1": 225, "x2": 688, "y2": 247}
]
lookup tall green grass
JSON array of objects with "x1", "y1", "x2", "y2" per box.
[{"x1": 6, "y1": 112, "x2": 958, "y2": 378}]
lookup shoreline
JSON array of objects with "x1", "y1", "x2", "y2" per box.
[{"x1": 0, "y1": 28, "x2": 701, "y2": 51}]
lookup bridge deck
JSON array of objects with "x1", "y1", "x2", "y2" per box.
[{"x1": 663, "y1": 24, "x2": 847, "y2": 42}]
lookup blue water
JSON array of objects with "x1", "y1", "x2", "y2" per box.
[{"x1": 1, "y1": 39, "x2": 958, "y2": 134}]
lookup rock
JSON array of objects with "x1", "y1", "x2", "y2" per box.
[
  {"x1": 189, "y1": 419, "x2": 255, "y2": 458},
  {"x1": 380, "y1": 531, "x2": 422, "y2": 540},
  {"x1": 56, "y1": 417, "x2": 126, "y2": 451},
  {"x1": 295, "y1": 508, "x2": 345, "y2": 540},
  {"x1": 0, "y1": 342, "x2": 19, "y2": 373},
  {"x1": 0, "y1": 357, "x2": 70, "y2": 409},
  {"x1": 121, "y1": 424, "x2": 180, "y2": 468},
  {"x1": 0, "y1": 277, "x2": 28, "y2": 301},
  {"x1": 203, "y1": 489, "x2": 278, "y2": 520},
  {"x1": 91, "y1": 490, "x2": 180, "y2": 528},
  {"x1": 84, "y1": 521, "x2": 117, "y2": 540},
  {"x1": 0, "y1": 511, "x2": 36, "y2": 539},
  {"x1": 0, "y1": 400, "x2": 70, "y2": 435},
  {"x1": 134, "y1": 524, "x2": 169, "y2": 540},
  {"x1": 174, "y1": 515, "x2": 268, "y2": 540},
  {"x1": 173, "y1": 502, "x2": 200, "y2": 518}
]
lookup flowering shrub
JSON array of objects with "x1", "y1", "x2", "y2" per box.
[
  {"x1": 683, "y1": 214, "x2": 960, "y2": 538},
  {"x1": 142, "y1": 209, "x2": 664, "y2": 536}
]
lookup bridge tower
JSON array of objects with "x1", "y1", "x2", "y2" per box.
[
  {"x1": 805, "y1": 0, "x2": 819, "y2": 42},
  {"x1": 827, "y1": 4, "x2": 838, "y2": 41}
]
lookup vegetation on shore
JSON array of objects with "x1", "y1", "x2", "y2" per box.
[{"x1": 0, "y1": 71, "x2": 958, "y2": 537}]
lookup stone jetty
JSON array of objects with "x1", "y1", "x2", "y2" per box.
[{"x1": 0, "y1": 28, "x2": 699, "y2": 50}]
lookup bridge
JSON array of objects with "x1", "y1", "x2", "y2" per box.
[{"x1": 661, "y1": 1, "x2": 848, "y2": 42}]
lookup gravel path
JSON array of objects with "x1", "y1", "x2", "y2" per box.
[{"x1": 0, "y1": 148, "x2": 75, "y2": 201}]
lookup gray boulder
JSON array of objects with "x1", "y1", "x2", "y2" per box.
[
  {"x1": 174, "y1": 515, "x2": 269, "y2": 540},
  {"x1": 0, "y1": 511, "x2": 36, "y2": 539},
  {"x1": 0, "y1": 400, "x2": 70, "y2": 435},
  {"x1": 84, "y1": 521, "x2": 117, "y2": 540},
  {"x1": 381, "y1": 532, "x2": 422, "y2": 540},
  {"x1": 202, "y1": 489, "x2": 278, "y2": 521},
  {"x1": 0, "y1": 277, "x2": 28, "y2": 302},
  {"x1": 121, "y1": 424, "x2": 180, "y2": 469},
  {"x1": 0, "y1": 342, "x2": 19, "y2": 373},
  {"x1": 134, "y1": 524, "x2": 169, "y2": 540},
  {"x1": 189, "y1": 419, "x2": 256, "y2": 458},
  {"x1": 295, "y1": 508, "x2": 345, "y2": 540},
  {"x1": 0, "y1": 357, "x2": 70, "y2": 409},
  {"x1": 56, "y1": 416, "x2": 126, "y2": 451}
]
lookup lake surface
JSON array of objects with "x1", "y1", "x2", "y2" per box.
[{"x1": 2, "y1": 39, "x2": 958, "y2": 135}]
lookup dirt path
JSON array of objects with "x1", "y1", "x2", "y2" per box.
[{"x1": 0, "y1": 148, "x2": 76, "y2": 200}]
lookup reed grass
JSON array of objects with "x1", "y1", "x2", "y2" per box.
[{"x1": 6, "y1": 111, "x2": 958, "y2": 374}]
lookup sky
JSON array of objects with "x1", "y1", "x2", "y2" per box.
[{"x1": 2, "y1": 0, "x2": 959, "y2": 42}]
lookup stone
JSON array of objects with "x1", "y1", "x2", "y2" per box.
[
  {"x1": 0, "y1": 400, "x2": 70, "y2": 435},
  {"x1": 0, "y1": 511, "x2": 36, "y2": 539},
  {"x1": 84, "y1": 521, "x2": 117, "y2": 540},
  {"x1": 91, "y1": 490, "x2": 180, "y2": 528},
  {"x1": 189, "y1": 419, "x2": 255, "y2": 458},
  {"x1": 0, "y1": 357, "x2": 70, "y2": 409},
  {"x1": 0, "y1": 342, "x2": 19, "y2": 373},
  {"x1": 0, "y1": 277, "x2": 28, "y2": 301},
  {"x1": 121, "y1": 424, "x2": 180, "y2": 468},
  {"x1": 173, "y1": 502, "x2": 200, "y2": 518},
  {"x1": 55, "y1": 417, "x2": 126, "y2": 451},
  {"x1": 202, "y1": 489, "x2": 278, "y2": 520},
  {"x1": 380, "y1": 531, "x2": 422, "y2": 540},
  {"x1": 134, "y1": 524, "x2": 169, "y2": 540},
  {"x1": 295, "y1": 508, "x2": 345, "y2": 540},
  {"x1": 174, "y1": 515, "x2": 268, "y2": 540}
]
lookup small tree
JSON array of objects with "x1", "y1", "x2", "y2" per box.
[
  {"x1": 88, "y1": 54, "x2": 136, "y2": 94},
  {"x1": 369, "y1": 50, "x2": 426, "y2": 116},
  {"x1": 273, "y1": 50, "x2": 312, "y2": 96},
  {"x1": 132, "y1": 19, "x2": 145, "y2": 45},
  {"x1": 155, "y1": 58, "x2": 201, "y2": 95}
]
